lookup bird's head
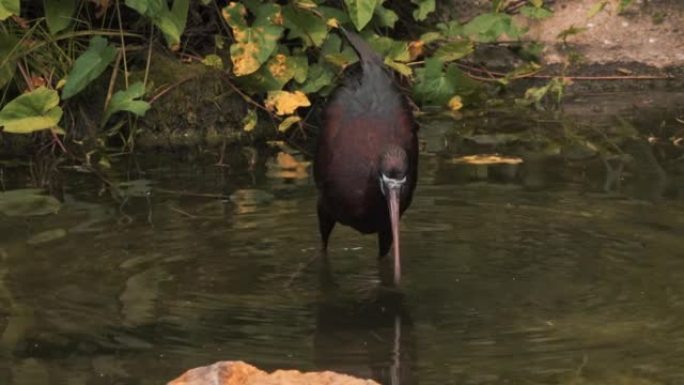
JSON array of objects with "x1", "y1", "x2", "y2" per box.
[{"x1": 379, "y1": 145, "x2": 408, "y2": 285}]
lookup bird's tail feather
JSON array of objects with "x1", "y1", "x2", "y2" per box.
[{"x1": 339, "y1": 27, "x2": 383, "y2": 67}]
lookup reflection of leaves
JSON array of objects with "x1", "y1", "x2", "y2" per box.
[
  {"x1": 27, "y1": 228, "x2": 67, "y2": 245},
  {"x1": 0, "y1": 189, "x2": 61, "y2": 217},
  {"x1": 267, "y1": 152, "x2": 310, "y2": 179},
  {"x1": 230, "y1": 189, "x2": 274, "y2": 214},
  {"x1": 452, "y1": 154, "x2": 523, "y2": 165},
  {"x1": 115, "y1": 179, "x2": 153, "y2": 198}
]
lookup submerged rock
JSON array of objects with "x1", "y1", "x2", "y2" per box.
[{"x1": 168, "y1": 361, "x2": 380, "y2": 385}]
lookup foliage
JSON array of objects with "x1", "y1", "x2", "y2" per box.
[{"x1": 0, "y1": 0, "x2": 641, "y2": 159}]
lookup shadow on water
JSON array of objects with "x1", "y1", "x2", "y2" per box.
[{"x1": 0, "y1": 91, "x2": 684, "y2": 384}]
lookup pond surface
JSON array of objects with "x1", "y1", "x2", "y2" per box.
[{"x1": 1, "y1": 94, "x2": 684, "y2": 385}]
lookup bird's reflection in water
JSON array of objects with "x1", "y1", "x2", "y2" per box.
[{"x1": 313, "y1": 260, "x2": 416, "y2": 385}]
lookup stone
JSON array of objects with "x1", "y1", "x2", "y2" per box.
[{"x1": 168, "y1": 361, "x2": 380, "y2": 385}]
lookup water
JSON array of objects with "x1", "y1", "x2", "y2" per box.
[{"x1": 1, "y1": 95, "x2": 684, "y2": 384}]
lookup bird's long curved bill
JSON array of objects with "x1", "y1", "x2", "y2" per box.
[{"x1": 388, "y1": 188, "x2": 401, "y2": 286}]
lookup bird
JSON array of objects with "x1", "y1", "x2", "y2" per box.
[{"x1": 313, "y1": 28, "x2": 419, "y2": 286}]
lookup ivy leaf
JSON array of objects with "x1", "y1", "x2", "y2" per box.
[
  {"x1": 62, "y1": 36, "x2": 117, "y2": 99},
  {"x1": 0, "y1": 189, "x2": 61, "y2": 217},
  {"x1": 437, "y1": 20, "x2": 463, "y2": 38},
  {"x1": 0, "y1": 0, "x2": 20, "y2": 20},
  {"x1": 283, "y1": 5, "x2": 328, "y2": 47},
  {"x1": 224, "y1": 2, "x2": 284, "y2": 76},
  {"x1": 413, "y1": 58, "x2": 478, "y2": 106},
  {"x1": 321, "y1": 33, "x2": 358, "y2": 68},
  {"x1": 102, "y1": 82, "x2": 150, "y2": 124},
  {"x1": 368, "y1": 35, "x2": 410, "y2": 62},
  {"x1": 201, "y1": 54, "x2": 224, "y2": 69},
  {"x1": 411, "y1": 0, "x2": 435, "y2": 21},
  {"x1": 462, "y1": 12, "x2": 523, "y2": 42},
  {"x1": 520, "y1": 5, "x2": 553, "y2": 20},
  {"x1": 278, "y1": 115, "x2": 301, "y2": 132},
  {"x1": 433, "y1": 40, "x2": 474, "y2": 62},
  {"x1": 345, "y1": 0, "x2": 379, "y2": 31},
  {"x1": 265, "y1": 90, "x2": 310, "y2": 116},
  {"x1": 374, "y1": 5, "x2": 398, "y2": 28},
  {"x1": 298, "y1": 63, "x2": 334, "y2": 94},
  {"x1": 45, "y1": 0, "x2": 76, "y2": 34},
  {"x1": 0, "y1": 87, "x2": 63, "y2": 134}
]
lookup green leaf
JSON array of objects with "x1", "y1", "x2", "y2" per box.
[
  {"x1": 413, "y1": 58, "x2": 478, "y2": 106},
  {"x1": 436, "y1": 20, "x2": 463, "y2": 38},
  {"x1": 0, "y1": 189, "x2": 61, "y2": 217},
  {"x1": 103, "y1": 82, "x2": 150, "y2": 124},
  {"x1": 420, "y1": 31, "x2": 442, "y2": 44},
  {"x1": 224, "y1": 3, "x2": 284, "y2": 76},
  {"x1": 125, "y1": 0, "x2": 189, "y2": 48},
  {"x1": 62, "y1": 36, "x2": 117, "y2": 99},
  {"x1": 0, "y1": 0, "x2": 19, "y2": 20},
  {"x1": 0, "y1": 34, "x2": 18, "y2": 88},
  {"x1": 290, "y1": 55, "x2": 309, "y2": 83},
  {"x1": 298, "y1": 63, "x2": 334, "y2": 94},
  {"x1": 222, "y1": 2, "x2": 247, "y2": 30},
  {"x1": 411, "y1": 0, "x2": 435, "y2": 21},
  {"x1": 368, "y1": 35, "x2": 410, "y2": 62},
  {"x1": 520, "y1": 5, "x2": 553, "y2": 20},
  {"x1": 278, "y1": 115, "x2": 301, "y2": 132},
  {"x1": 587, "y1": 1, "x2": 609, "y2": 19},
  {"x1": 44, "y1": 0, "x2": 76, "y2": 35},
  {"x1": 385, "y1": 60, "x2": 412, "y2": 77},
  {"x1": 374, "y1": 5, "x2": 398, "y2": 28},
  {"x1": 321, "y1": 33, "x2": 358, "y2": 68},
  {"x1": 345, "y1": 0, "x2": 379, "y2": 31},
  {"x1": 0, "y1": 87, "x2": 63, "y2": 134},
  {"x1": 557, "y1": 25, "x2": 587, "y2": 43},
  {"x1": 201, "y1": 54, "x2": 224, "y2": 69},
  {"x1": 433, "y1": 40, "x2": 474, "y2": 62},
  {"x1": 318, "y1": 5, "x2": 350, "y2": 25},
  {"x1": 27, "y1": 228, "x2": 67, "y2": 245},
  {"x1": 462, "y1": 12, "x2": 523, "y2": 42},
  {"x1": 283, "y1": 5, "x2": 328, "y2": 47}
]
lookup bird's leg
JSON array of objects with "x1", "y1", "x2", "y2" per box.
[{"x1": 317, "y1": 200, "x2": 336, "y2": 255}]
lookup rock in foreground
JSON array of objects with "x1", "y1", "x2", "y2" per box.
[{"x1": 168, "y1": 361, "x2": 380, "y2": 385}]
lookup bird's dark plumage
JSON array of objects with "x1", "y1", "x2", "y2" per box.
[{"x1": 314, "y1": 28, "x2": 419, "y2": 284}]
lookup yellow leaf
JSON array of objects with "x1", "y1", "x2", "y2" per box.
[
  {"x1": 278, "y1": 115, "x2": 301, "y2": 132},
  {"x1": 452, "y1": 154, "x2": 523, "y2": 165},
  {"x1": 327, "y1": 18, "x2": 339, "y2": 28},
  {"x1": 265, "y1": 91, "x2": 311, "y2": 116},
  {"x1": 448, "y1": 95, "x2": 463, "y2": 111}
]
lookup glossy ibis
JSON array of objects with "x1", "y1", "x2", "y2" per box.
[{"x1": 314, "y1": 28, "x2": 418, "y2": 285}]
